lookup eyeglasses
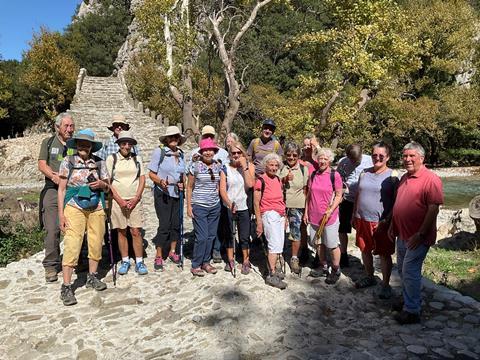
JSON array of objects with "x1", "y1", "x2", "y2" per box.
[
  {"x1": 208, "y1": 168, "x2": 215, "y2": 181},
  {"x1": 231, "y1": 151, "x2": 242, "y2": 155},
  {"x1": 372, "y1": 154, "x2": 386, "y2": 160},
  {"x1": 286, "y1": 153, "x2": 299, "y2": 158}
]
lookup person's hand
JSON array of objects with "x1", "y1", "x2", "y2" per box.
[
  {"x1": 238, "y1": 157, "x2": 247, "y2": 169},
  {"x1": 287, "y1": 169, "x2": 294, "y2": 182},
  {"x1": 159, "y1": 178, "x2": 169, "y2": 191},
  {"x1": 51, "y1": 172, "x2": 60, "y2": 185},
  {"x1": 407, "y1": 232, "x2": 424, "y2": 250},
  {"x1": 177, "y1": 182, "x2": 184, "y2": 192},
  {"x1": 256, "y1": 222, "x2": 263, "y2": 237},
  {"x1": 303, "y1": 212, "x2": 309, "y2": 225},
  {"x1": 89, "y1": 180, "x2": 105, "y2": 190},
  {"x1": 231, "y1": 202, "x2": 237, "y2": 214},
  {"x1": 117, "y1": 198, "x2": 128, "y2": 209},
  {"x1": 59, "y1": 214, "x2": 69, "y2": 233},
  {"x1": 187, "y1": 205, "x2": 194, "y2": 218},
  {"x1": 127, "y1": 196, "x2": 140, "y2": 210},
  {"x1": 387, "y1": 223, "x2": 395, "y2": 242}
]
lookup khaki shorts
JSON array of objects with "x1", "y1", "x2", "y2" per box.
[
  {"x1": 110, "y1": 199, "x2": 144, "y2": 230},
  {"x1": 62, "y1": 205, "x2": 105, "y2": 267}
]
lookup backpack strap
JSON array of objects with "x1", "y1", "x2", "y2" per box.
[
  {"x1": 111, "y1": 153, "x2": 118, "y2": 181},
  {"x1": 252, "y1": 138, "x2": 261, "y2": 156},
  {"x1": 273, "y1": 140, "x2": 280, "y2": 153},
  {"x1": 45, "y1": 136, "x2": 56, "y2": 166},
  {"x1": 259, "y1": 174, "x2": 282, "y2": 202},
  {"x1": 310, "y1": 168, "x2": 336, "y2": 191}
]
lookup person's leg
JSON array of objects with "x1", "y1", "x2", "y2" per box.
[
  {"x1": 339, "y1": 201, "x2": 354, "y2": 266},
  {"x1": 130, "y1": 227, "x2": 144, "y2": 259},
  {"x1": 117, "y1": 228, "x2": 129, "y2": 259},
  {"x1": 62, "y1": 205, "x2": 87, "y2": 284},
  {"x1": 213, "y1": 204, "x2": 228, "y2": 262},
  {"x1": 396, "y1": 239, "x2": 406, "y2": 281},
  {"x1": 380, "y1": 254, "x2": 393, "y2": 286},
  {"x1": 85, "y1": 209, "x2": 105, "y2": 274},
  {"x1": 152, "y1": 189, "x2": 170, "y2": 264},
  {"x1": 323, "y1": 220, "x2": 341, "y2": 284},
  {"x1": 203, "y1": 203, "x2": 221, "y2": 268},
  {"x1": 191, "y1": 205, "x2": 209, "y2": 269},
  {"x1": 42, "y1": 189, "x2": 60, "y2": 280},
  {"x1": 263, "y1": 210, "x2": 287, "y2": 289},
  {"x1": 167, "y1": 196, "x2": 181, "y2": 263},
  {"x1": 401, "y1": 243, "x2": 429, "y2": 314},
  {"x1": 361, "y1": 252, "x2": 374, "y2": 276}
]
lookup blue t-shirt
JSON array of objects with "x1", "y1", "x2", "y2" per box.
[
  {"x1": 148, "y1": 146, "x2": 185, "y2": 198},
  {"x1": 188, "y1": 161, "x2": 224, "y2": 207}
]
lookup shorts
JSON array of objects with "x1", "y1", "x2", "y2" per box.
[
  {"x1": 308, "y1": 219, "x2": 340, "y2": 249},
  {"x1": 262, "y1": 210, "x2": 285, "y2": 253},
  {"x1": 110, "y1": 198, "x2": 144, "y2": 230},
  {"x1": 287, "y1": 208, "x2": 304, "y2": 242},
  {"x1": 339, "y1": 200, "x2": 354, "y2": 233},
  {"x1": 354, "y1": 217, "x2": 395, "y2": 256}
]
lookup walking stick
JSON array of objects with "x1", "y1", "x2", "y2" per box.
[
  {"x1": 106, "y1": 207, "x2": 117, "y2": 287},
  {"x1": 178, "y1": 175, "x2": 184, "y2": 271},
  {"x1": 231, "y1": 204, "x2": 237, "y2": 278},
  {"x1": 313, "y1": 213, "x2": 329, "y2": 246}
]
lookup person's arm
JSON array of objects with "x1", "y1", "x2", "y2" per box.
[
  {"x1": 38, "y1": 160, "x2": 60, "y2": 185},
  {"x1": 254, "y1": 187, "x2": 263, "y2": 236},
  {"x1": 407, "y1": 204, "x2": 440, "y2": 249},
  {"x1": 186, "y1": 173, "x2": 195, "y2": 218},
  {"x1": 303, "y1": 179, "x2": 311, "y2": 224},
  {"x1": 327, "y1": 187, "x2": 343, "y2": 219},
  {"x1": 219, "y1": 171, "x2": 232, "y2": 209},
  {"x1": 127, "y1": 175, "x2": 145, "y2": 210},
  {"x1": 57, "y1": 177, "x2": 68, "y2": 232},
  {"x1": 239, "y1": 157, "x2": 255, "y2": 188}
]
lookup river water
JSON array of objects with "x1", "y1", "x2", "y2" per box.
[{"x1": 443, "y1": 175, "x2": 480, "y2": 209}]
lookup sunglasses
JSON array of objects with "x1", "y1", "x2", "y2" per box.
[
  {"x1": 231, "y1": 151, "x2": 242, "y2": 155},
  {"x1": 167, "y1": 134, "x2": 181, "y2": 139},
  {"x1": 372, "y1": 154, "x2": 386, "y2": 160},
  {"x1": 113, "y1": 123, "x2": 128, "y2": 129},
  {"x1": 208, "y1": 168, "x2": 215, "y2": 181},
  {"x1": 286, "y1": 153, "x2": 299, "y2": 158}
]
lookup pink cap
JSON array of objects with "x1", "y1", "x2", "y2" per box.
[{"x1": 199, "y1": 138, "x2": 219, "y2": 153}]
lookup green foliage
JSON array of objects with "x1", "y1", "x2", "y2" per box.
[
  {"x1": 62, "y1": 0, "x2": 132, "y2": 76},
  {"x1": 0, "y1": 217, "x2": 44, "y2": 267}
]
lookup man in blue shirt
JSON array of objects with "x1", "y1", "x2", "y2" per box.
[{"x1": 96, "y1": 114, "x2": 140, "y2": 160}]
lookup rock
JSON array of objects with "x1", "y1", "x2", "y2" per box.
[
  {"x1": 457, "y1": 349, "x2": 479, "y2": 359},
  {"x1": 447, "y1": 339, "x2": 468, "y2": 350},
  {"x1": 76, "y1": 349, "x2": 97, "y2": 360},
  {"x1": 0, "y1": 280, "x2": 10, "y2": 289},
  {"x1": 464, "y1": 315, "x2": 480, "y2": 324},
  {"x1": 424, "y1": 320, "x2": 442, "y2": 329},
  {"x1": 60, "y1": 316, "x2": 77, "y2": 328},
  {"x1": 145, "y1": 348, "x2": 173, "y2": 359},
  {"x1": 406, "y1": 345, "x2": 428, "y2": 355},
  {"x1": 429, "y1": 301, "x2": 445, "y2": 310},
  {"x1": 432, "y1": 348, "x2": 454, "y2": 359},
  {"x1": 192, "y1": 315, "x2": 202, "y2": 323},
  {"x1": 17, "y1": 315, "x2": 42, "y2": 322}
]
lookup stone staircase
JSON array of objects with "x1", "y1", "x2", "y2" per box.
[{"x1": 68, "y1": 75, "x2": 167, "y2": 239}]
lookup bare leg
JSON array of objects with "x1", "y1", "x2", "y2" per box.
[
  {"x1": 155, "y1": 247, "x2": 162, "y2": 259},
  {"x1": 318, "y1": 244, "x2": 328, "y2": 266},
  {"x1": 130, "y1": 227, "x2": 143, "y2": 258},
  {"x1": 268, "y1": 253, "x2": 277, "y2": 273},
  {"x1": 380, "y1": 254, "x2": 392, "y2": 286},
  {"x1": 62, "y1": 265, "x2": 73, "y2": 284},
  {"x1": 242, "y1": 248, "x2": 249, "y2": 264},
  {"x1": 118, "y1": 228, "x2": 129, "y2": 258},
  {"x1": 88, "y1": 259, "x2": 99, "y2": 273},
  {"x1": 361, "y1": 251, "x2": 374, "y2": 277},
  {"x1": 331, "y1": 246, "x2": 340, "y2": 268},
  {"x1": 226, "y1": 247, "x2": 234, "y2": 262},
  {"x1": 339, "y1": 233, "x2": 348, "y2": 254},
  {"x1": 169, "y1": 241, "x2": 177, "y2": 254},
  {"x1": 292, "y1": 240, "x2": 301, "y2": 257}
]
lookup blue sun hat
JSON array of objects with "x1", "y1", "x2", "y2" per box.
[{"x1": 66, "y1": 128, "x2": 103, "y2": 153}]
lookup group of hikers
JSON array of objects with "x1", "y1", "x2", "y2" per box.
[{"x1": 38, "y1": 113, "x2": 443, "y2": 326}]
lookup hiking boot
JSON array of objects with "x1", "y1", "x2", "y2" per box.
[
  {"x1": 191, "y1": 267, "x2": 206, "y2": 277},
  {"x1": 168, "y1": 252, "x2": 180, "y2": 264},
  {"x1": 224, "y1": 260, "x2": 235, "y2": 272},
  {"x1": 394, "y1": 310, "x2": 421, "y2": 325},
  {"x1": 340, "y1": 253, "x2": 349, "y2": 268},
  {"x1": 201, "y1": 263, "x2": 218, "y2": 274},
  {"x1": 241, "y1": 262, "x2": 251, "y2": 275},
  {"x1": 290, "y1": 257, "x2": 301, "y2": 275},
  {"x1": 391, "y1": 297, "x2": 404, "y2": 312},
  {"x1": 325, "y1": 269, "x2": 341, "y2": 285},
  {"x1": 135, "y1": 262, "x2": 148, "y2": 275},
  {"x1": 265, "y1": 274, "x2": 287, "y2": 290},
  {"x1": 118, "y1": 261, "x2": 131, "y2": 275},
  {"x1": 212, "y1": 251, "x2": 222, "y2": 263},
  {"x1": 45, "y1": 268, "x2": 58, "y2": 283},
  {"x1": 378, "y1": 284, "x2": 393, "y2": 300},
  {"x1": 86, "y1": 272, "x2": 107, "y2": 291},
  {"x1": 309, "y1": 266, "x2": 329, "y2": 278},
  {"x1": 355, "y1": 276, "x2": 377, "y2": 289},
  {"x1": 153, "y1": 257, "x2": 164, "y2": 271},
  {"x1": 60, "y1": 284, "x2": 77, "y2": 306}
]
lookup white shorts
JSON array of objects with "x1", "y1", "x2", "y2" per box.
[
  {"x1": 308, "y1": 219, "x2": 340, "y2": 249},
  {"x1": 262, "y1": 210, "x2": 285, "y2": 254}
]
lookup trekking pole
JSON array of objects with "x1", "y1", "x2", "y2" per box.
[
  {"x1": 178, "y1": 174, "x2": 184, "y2": 271},
  {"x1": 231, "y1": 202, "x2": 237, "y2": 278},
  {"x1": 106, "y1": 211, "x2": 117, "y2": 287}
]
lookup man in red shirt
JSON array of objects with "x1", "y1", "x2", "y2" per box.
[{"x1": 390, "y1": 142, "x2": 443, "y2": 324}]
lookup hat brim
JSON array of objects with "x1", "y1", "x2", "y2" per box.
[
  {"x1": 116, "y1": 137, "x2": 137, "y2": 146},
  {"x1": 108, "y1": 124, "x2": 130, "y2": 131},
  {"x1": 66, "y1": 138, "x2": 103, "y2": 153},
  {"x1": 159, "y1": 134, "x2": 186, "y2": 146},
  {"x1": 199, "y1": 147, "x2": 219, "y2": 153}
]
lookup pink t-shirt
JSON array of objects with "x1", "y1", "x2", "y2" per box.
[
  {"x1": 307, "y1": 168, "x2": 343, "y2": 226},
  {"x1": 255, "y1": 174, "x2": 285, "y2": 216},
  {"x1": 392, "y1": 166, "x2": 443, "y2": 246}
]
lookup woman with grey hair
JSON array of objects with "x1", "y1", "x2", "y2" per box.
[
  {"x1": 224, "y1": 132, "x2": 239, "y2": 150},
  {"x1": 254, "y1": 153, "x2": 287, "y2": 289},
  {"x1": 279, "y1": 141, "x2": 309, "y2": 275},
  {"x1": 303, "y1": 148, "x2": 343, "y2": 284}
]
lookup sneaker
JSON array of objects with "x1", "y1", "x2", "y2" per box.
[
  {"x1": 212, "y1": 251, "x2": 222, "y2": 263},
  {"x1": 325, "y1": 269, "x2": 341, "y2": 285},
  {"x1": 135, "y1": 262, "x2": 148, "y2": 275},
  {"x1": 224, "y1": 260, "x2": 235, "y2": 272},
  {"x1": 394, "y1": 310, "x2": 421, "y2": 325},
  {"x1": 45, "y1": 268, "x2": 58, "y2": 283},
  {"x1": 60, "y1": 284, "x2": 77, "y2": 306},
  {"x1": 241, "y1": 262, "x2": 251, "y2": 275},
  {"x1": 378, "y1": 284, "x2": 393, "y2": 300},
  {"x1": 265, "y1": 274, "x2": 287, "y2": 289},
  {"x1": 275, "y1": 270, "x2": 285, "y2": 280},
  {"x1": 201, "y1": 263, "x2": 218, "y2": 274},
  {"x1": 86, "y1": 272, "x2": 107, "y2": 291},
  {"x1": 168, "y1": 252, "x2": 180, "y2": 264},
  {"x1": 153, "y1": 257, "x2": 164, "y2": 271},
  {"x1": 191, "y1": 267, "x2": 206, "y2": 277},
  {"x1": 290, "y1": 257, "x2": 301, "y2": 275},
  {"x1": 118, "y1": 261, "x2": 131, "y2": 275},
  {"x1": 355, "y1": 276, "x2": 377, "y2": 289},
  {"x1": 340, "y1": 253, "x2": 349, "y2": 268},
  {"x1": 309, "y1": 266, "x2": 329, "y2": 278}
]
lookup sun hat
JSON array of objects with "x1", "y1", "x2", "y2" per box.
[
  {"x1": 469, "y1": 195, "x2": 480, "y2": 220},
  {"x1": 108, "y1": 114, "x2": 130, "y2": 131},
  {"x1": 199, "y1": 138, "x2": 219, "y2": 153},
  {"x1": 201, "y1": 125, "x2": 216, "y2": 136},
  {"x1": 66, "y1": 128, "x2": 103, "y2": 153},
  {"x1": 115, "y1": 130, "x2": 138, "y2": 145},
  {"x1": 159, "y1": 125, "x2": 186, "y2": 146}
]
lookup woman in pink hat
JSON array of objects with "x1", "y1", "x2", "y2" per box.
[{"x1": 186, "y1": 138, "x2": 226, "y2": 276}]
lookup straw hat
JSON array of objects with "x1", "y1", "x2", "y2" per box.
[
  {"x1": 66, "y1": 129, "x2": 103, "y2": 152},
  {"x1": 199, "y1": 138, "x2": 219, "y2": 153},
  {"x1": 159, "y1": 126, "x2": 186, "y2": 146},
  {"x1": 201, "y1": 125, "x2": 216, "y2": 136},
  {"x1": 108, "y1": 114, "x2": 130, "y2": 131},
  {"x1": 115, "y1": 130, "x2": 137, "y2": 145}
]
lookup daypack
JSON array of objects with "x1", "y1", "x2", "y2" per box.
[
  {"x1": 252, "y1": 138, "x2": 281, "y2": 157},
  {"x1": 110, "y1": 152, "x2": 141, "y2": 183},
  {"x1": 156, "y1": 144, "x2": 184, "y2": 173}
]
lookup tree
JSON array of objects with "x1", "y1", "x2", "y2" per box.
[{"x1": 0, "y1": 68, "x2": 11, "y2": 120}]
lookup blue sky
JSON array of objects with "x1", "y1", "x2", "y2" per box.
[{"x1": 0, "y1": 0, "x2": 82, "y2": 60}]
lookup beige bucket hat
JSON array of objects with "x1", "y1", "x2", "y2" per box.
[
  {"x1": 115, "y1": 130, "x2": 137, "y2": 145},
  {"x1": 108, "y1": 114, "x2": 130, "y2": 131},
  {"x1": 159, "y1": 126, "x2": 186, "y2": 146}
]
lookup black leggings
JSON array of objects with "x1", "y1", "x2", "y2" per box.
[
  {"x1": 220, "y1": 207, "x2": 250, "y2": 250},
  {"x1": 152, "y1": 187, "x2": 180, "y2": 248}
]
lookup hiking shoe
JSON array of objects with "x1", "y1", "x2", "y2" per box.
[
  {"x1": 153, "y1": 257, "x2": 164, "y2": 271},
  {"x1": 224, "y1": 260, "x2": 235, "y2": 272},
  {"x1": 118, "y1": 261, "x2": 131, "y2": 275},
  {"x1": 391, "y1": 297, "x2": 404, "y2": 312},
  {"x1": 355, "y1": 276, "x2": 377, "y2": 289},
  {"x1": 168, "y1": 252, "x2": 180, "y2": 264},
  {"x1": 275, "y1": 270, "x2": 285, "y2": 280},
  {"x1": 86, "y1": 272, "x2": 107, "y2": 291},
  {"x1": 325, "y1": 269, "x2": 341, "y2": 285},
  {"x1": 241, "y1": 262, "x2": 251, "y2": 275},
  {"x1": 394, "y1": 310, "x2": 421, "y2": 325},
  {"x1": 290, "y1": 257, "x2": 301, "y2": 275},
  {"x1": 60, "y1": 284, "x2": 77, "y2": 306},
  {"x1": 135, "y1": 262, "x2": 148, "y2": 275},
  {"x1": 265, "y1": 274, "x2": 287, "y2": 290},
  {"x1": 212, "y1": 251, "x2": 222, "y2": 263},
  {"x1": 201, "y1": 263, "x2": 218, "y2": 274},
  {"x1": 45, "y1": 268, "x2": 58, "y2": 283},
  {"x1": 340, "y1": 253, "x2": 349, "y2": 268},
  {"x1": 309, "y1": 266, "x2": 329, "y2": 278},
  {"x1": 191, "y1": 267, "x2": 206, "y2": 277},
  {"x1": 378, "y1": 284, "x2": 393, "y2": 300}
]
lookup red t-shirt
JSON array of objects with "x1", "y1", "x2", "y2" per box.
[
  {"x1": 392, "y1": 166, "x2": 443, "y2": 246},
  {"x1": 307, "y1": 168, "x2": 343, "y2": 226},
  {"x1": 255, "y1": 174, "x2": 285, "y2": 216}
]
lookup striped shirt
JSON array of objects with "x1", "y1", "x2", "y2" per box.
[{"x1": 188, "y1": 161, "x2": 223, "y2": 207}]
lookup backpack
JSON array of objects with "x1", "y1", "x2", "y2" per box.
[
  {"x1": 110, "y1": 152, "x2": 141, "y2": 182},
  {"x1": 157, "y1": 144, "x2": 184, "y2": 173},
  {"x1": 252, "y1": 138, "x2": 281, "y2": 157}
]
